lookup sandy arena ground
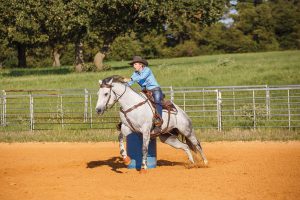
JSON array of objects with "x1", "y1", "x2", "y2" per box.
[{"x1": 0, "y1": 141, "x2": 299, "y2": 200}]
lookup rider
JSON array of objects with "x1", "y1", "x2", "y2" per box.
[{"x1": 126, "y1": 56, "x2": 163, "y2": 136}]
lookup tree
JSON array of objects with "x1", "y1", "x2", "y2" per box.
[
  {"x1": 64, "y1": 0, "x2": 89, "y2": 71},
  {"x1": 81, "y1": 0, "x2": 227, "y2": 70},
  {"x1": 271, "y1": 0, "x2": 300, "y2": 49},
  {"x1": 0, "y1": 0, "x2": 227, "y2": 68},
  {"x1": 233, "y1": 2, "x2": 279, "y2": 51},
  {"x1": 165, "y1": 0, "x2": 227, "y2": 46},
  {"x1": 36, "y1": 0, "x2": 89, "y2": 70},
  {"x1": 41, "y1": 1, "x2": 73, "y2": 67},
  {"x1": 0, "y1": 0, "x2": 89, "y2": 69},
  {"x1": 108, "y1": 33, "x2": 142, "y2": 60},
  {"x1": 0, "y1": 0, "x2": 49, "y2": 68}
]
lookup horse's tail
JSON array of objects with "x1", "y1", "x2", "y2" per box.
[
  {"x1": 185, "y1": 137, "x2": 197, "y2": 153},
  {"x1": 169, "y1": 128, "x2": 197, "y2": 152}
]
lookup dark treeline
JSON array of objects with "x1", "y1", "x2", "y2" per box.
[{"x1": 0, "y1": 0, "x2": 299, "y2": 70}]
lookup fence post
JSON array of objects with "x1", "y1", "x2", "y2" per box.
[
  {"x1": 252, "y1": 90, "x2": 256, "y2": 130},
  {"x1": 233, "y1": 88, "x2": 236, "y2": 117},
  {"x1": 170, "y1": 86, "x2": 174, "y2": 102},
  {"x1": 288, "y1": 89, "x2": 291, "y2": 130},
  {"x1": 0, "y1": 93, "x2": 1, "y2": 126},
  {"x1": 89, "y1": 94, "x2": 93, "y2": 128},
  {"x1": 1, "y1": 90, "x2": 6, "y2": 126},
  {"x1": 29, "y1": 94, "x2": 34, "y2": 131},
  {"x1": 202, "y1": 88, "x2": 205, "y2": 117},
  {"x1": 60, "y1": 95, "x2": 64, "y2": 128},
  {"x1": 183, "y1": 92, "x2": 186, "y2": 111},
  {"x1": 0, "y1": 92, "x2": 2, "y2": 126},
  {"x1": 84, "y1": 89, "x2": 89, "y2": 122},
  {"x1": 265, "y1": 85, "x2": 270, "y2": 119},
  {"x1": 216, "y1": 90, "x2": 222, "y2": 131}
]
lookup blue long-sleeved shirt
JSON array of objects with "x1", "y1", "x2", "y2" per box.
[{"x1": 127, "y1": 67, "x2": 160, "y2": 90}]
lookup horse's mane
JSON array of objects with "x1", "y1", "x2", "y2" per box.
[
  {"x1": 102, "y1": 75, "x2": 145, "y2": 98},
  {"x1": 102, "y1": 75, "x2": 126, "y2": 84}
]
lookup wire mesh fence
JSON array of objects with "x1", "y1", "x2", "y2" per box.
[{"x1": 1, "y1": 85, "x2": 300, "y2": 131}]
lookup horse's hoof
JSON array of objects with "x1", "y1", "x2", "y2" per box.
[
  {"x1": 123, "y1": 156, "x2": 131, "y2": 165},
  {"x1": 139, "y1": 169, "x2": 147, "y2": 174},
  {"x1": 204, "y1": 160, "x2": 208, "y2": 166}
]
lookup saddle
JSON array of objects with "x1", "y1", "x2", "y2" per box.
[
  {"x1": 142, "y1": 89, "x2": 177, "y2": 112},
  {"x1": 142, "y1": 89, "x2": 177, "y2": 136}
]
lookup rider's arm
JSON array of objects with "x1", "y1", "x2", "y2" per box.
[
  {"x1": 131, "y1": 67, "x2": 151, "y2": 82},
  {"x1": 127, "y1": 73, "x2": 136, "y2": 86}
]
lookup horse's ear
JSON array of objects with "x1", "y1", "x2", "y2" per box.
[
  {"x1": 99, "y1": 80, "x2": 102, "y2": 85},
  {"x1": 107, "y1": 78, "x2": 113, "y2": 85}
]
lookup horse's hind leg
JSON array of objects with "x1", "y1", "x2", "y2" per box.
[
  {"x1": 159, "y1": 134, "x2": 195, "y2": 163},
  {"x1": 184, "y1": 130, "x2": 208, "y2": 165}
]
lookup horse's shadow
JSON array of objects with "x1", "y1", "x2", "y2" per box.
[
  {"x1": 86, "y1": 157, "x2": 125, "y2": 173},
  {"x1": 86, "y1": 157, "x2": 184, "y2": 173}
]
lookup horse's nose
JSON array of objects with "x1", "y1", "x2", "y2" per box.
[{"x1": 96, "y1": 107, "x2": 101, "y2": 114}]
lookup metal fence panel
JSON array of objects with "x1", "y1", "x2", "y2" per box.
[{"x1": 1, "y1": 85, "x2": 300, "y2": 131}]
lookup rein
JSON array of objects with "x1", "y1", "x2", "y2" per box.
[
  {"x1": 120, "y1": 99, "x2": 149, "y2": 132},
  {"x1": 100, "y1": 83, "x2": 127, "y2": 110},
  {"x1": 100, "y1": 83, "x2": 149, "y2": 132}
]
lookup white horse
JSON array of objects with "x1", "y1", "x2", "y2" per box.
[{"x1": 95, "y1": 75, "x2": 208, "y2": 171}]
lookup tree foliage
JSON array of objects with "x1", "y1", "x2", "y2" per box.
[
  {"x1": 84, "y1": 0, "x2": 226, "y2": 70},
  {"x1": 271, "y1": 0, "x2": 300, "y2": 49},
  {"x1": 0, "y1": 0, "x2": 49, "y2": 67},
  {"x1": 0, "y1": 0, "x2": 299, "y2": 68}
]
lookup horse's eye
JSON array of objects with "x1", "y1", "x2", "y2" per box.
[{"x1": 104, "y1": 93, "x2": 108, "y2": 96}]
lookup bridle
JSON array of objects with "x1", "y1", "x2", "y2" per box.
[
  {"x1": 99, "y1": 82, "x2": 150, "y2": 132},
  {"x1": 100, "y1": 82, "x2": 127, "y2": 110}
]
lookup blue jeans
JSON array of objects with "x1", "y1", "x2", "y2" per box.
[{"x1": 151, "y1": 87, "x2": 163, "y2": 118}]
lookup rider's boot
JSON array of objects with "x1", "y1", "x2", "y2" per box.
[{"x1": 151, "y1": 117, "x2": 163, "y2": 138}]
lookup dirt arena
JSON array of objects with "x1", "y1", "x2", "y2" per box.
[{"x1": 0, "y1": 141, "x2": 299, "y2": 200}]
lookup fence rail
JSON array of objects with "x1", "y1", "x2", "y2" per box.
[{"x1": 1, "y1": 85, "x2": 300, "y2": 131}]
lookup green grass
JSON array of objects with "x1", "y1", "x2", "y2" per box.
[
  {"x1": 0, "y1": 129, "x2": 120, "y2": 143},
  {"x1": 1, "y1": 50, "x2": 299, "y2": 90},
  {"x1": 0, "y1": 129, "x2": 299, "y2": 142}
]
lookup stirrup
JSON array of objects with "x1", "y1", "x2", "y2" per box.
[
  {"x1": 153, "y1": 117, "x2": 163, "y2": 127},
  {"x1": 151, "y1": 127, "x2": 162, "y2": 138}
]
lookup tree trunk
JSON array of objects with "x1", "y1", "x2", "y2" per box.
[
  {"x1": 74, "y1": 40, "x2": 84, "y2": 72},
  {"x1": 52, "y1": 47, "x2": 61, "y2": 67},
  {"x1": 94, "y1": 52, "x2": 105, "y2": 71},
  {"x1": 93, "y1": 42, "x2": 111, "y2": 71},
  {"x1": 17, "y1": 43, "x2": 27, "y2": 68}
]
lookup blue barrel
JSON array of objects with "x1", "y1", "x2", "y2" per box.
[{"x1": 126, "y1": 132, "x2": 157, "y2": 169}]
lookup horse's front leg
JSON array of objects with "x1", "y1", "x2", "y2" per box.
[
  {"x1": 119, "y1": 124, "x2": 132, "y2": 165},
  {"x1": 141, "y1": 132, "x2": 151, "y2": 171}
]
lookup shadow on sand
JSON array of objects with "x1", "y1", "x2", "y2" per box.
[{"x1": 86, "y1": 157, "x2": 185, "y2": 173}]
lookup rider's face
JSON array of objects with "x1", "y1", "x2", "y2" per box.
[{"x1": 133, "y1": 62, "x2": 143, "y2": 72}]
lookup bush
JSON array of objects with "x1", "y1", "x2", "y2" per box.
[
  {"x1": 108, "y1": 33, "x2": 142, "y2": 60},
  {"x1": 172, "y1": 40, "x2": 200, "y2": 57}
]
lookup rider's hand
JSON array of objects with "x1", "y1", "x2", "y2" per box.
[{"x1": 123, "y1": 77, "x2": 131, "y2": 82}]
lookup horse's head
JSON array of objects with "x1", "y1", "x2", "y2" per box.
[
  {"x1": 95, "y1": 78, "x2": 116, "y2": 115},
  {"x1": 95, "y1": 75, "x2": 127, "y2": 115}
]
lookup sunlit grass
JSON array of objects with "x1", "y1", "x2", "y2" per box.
[
  {"x1": 1, "y1": 50, "x2": 299, "y2": 90},
  {"x1": 0, "y1": 129, "x2": 298, "y2": 142}
]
